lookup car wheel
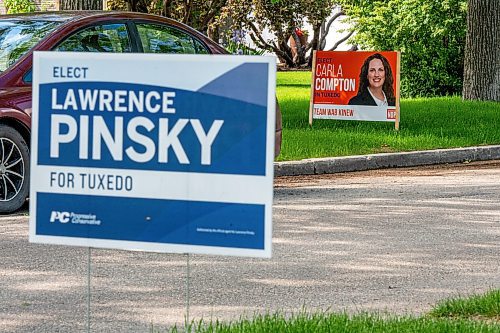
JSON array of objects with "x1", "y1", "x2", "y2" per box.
[{"x1": 0, "y1": 125, "x2": 29, "y2": 213}]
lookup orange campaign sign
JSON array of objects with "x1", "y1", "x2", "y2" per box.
[{"x1": 309, "y1": 51, "x2": 401, "y2": 129}]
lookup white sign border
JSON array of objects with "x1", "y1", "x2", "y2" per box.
[{"x1": 29, "y1": 52, "x2": 276, "y2": 258}]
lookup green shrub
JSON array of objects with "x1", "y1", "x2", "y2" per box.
[
  {"x1": 343, "y1": 0, "x2": 467, "y2": 98},
  {"x1": 4, "y1": 0, "x2": 36, "y2": 13}
]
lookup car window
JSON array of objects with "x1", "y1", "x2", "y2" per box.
[
  {"x1": 0, "y1": 20, "x2": 61, "y2": 73},
  {"x1": 55, "y1": 23, "x2": 131, "y2": 53},
  {"x1": 23, "y1": 69, "x2": 32, "y2": 83},
  {"x1": 136, "y1": 23, "x2": 208, "y2": 54}
]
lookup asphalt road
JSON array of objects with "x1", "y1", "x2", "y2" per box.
[{"x1": 1, "y1": 161, "x2": 499, "y2": 332}]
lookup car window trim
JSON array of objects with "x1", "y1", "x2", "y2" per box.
[{"x1": 126, "y1": 20, "x2": 144, "y2": 53}]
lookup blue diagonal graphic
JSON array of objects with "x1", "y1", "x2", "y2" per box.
[{"x1": 197, "y1": 63, "x2": 269, "y2": 107}]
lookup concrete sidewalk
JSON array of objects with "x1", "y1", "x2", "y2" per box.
[{"x1": 275, "y1": 145, "x2": 500, "y2": 176}]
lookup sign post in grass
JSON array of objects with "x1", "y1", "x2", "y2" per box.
[
  {"x1": 30, "y1": 51, "x2": 276, "y2": 330},
  {"x1": 309, "y1": 50, "x2": 401, "y2": 130}
]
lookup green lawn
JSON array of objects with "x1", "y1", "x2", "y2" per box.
[{"x1": 276, "y1": 71, "x2": 500, "y2": 161}]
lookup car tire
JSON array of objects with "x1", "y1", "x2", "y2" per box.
[{"x1": 0, "y1": 125, "x2": 29, "y2": 213}]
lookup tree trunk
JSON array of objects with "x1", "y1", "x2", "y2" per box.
[
  {"x1": 462, "y1": 0, "x2": 500, "y2": 101},
  {"x1": 59, "y1": 0, "x2": 103, "y2": 10},
  {"x1": 307, "y1": 24, "x2": 321, "y2": 67}
]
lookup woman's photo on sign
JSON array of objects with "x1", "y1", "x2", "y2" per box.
[{"x1": 348, "y1": 53, "x2": 396, "y2": 107}]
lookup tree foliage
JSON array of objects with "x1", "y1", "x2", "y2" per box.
[
  {"x1": 303, "y1": 1, "x2": 355, "y2": 66},
  {"x1": 218, "y1": 0, "x2": 301, "y2": 66},
  {"x1": 4, "y1": 0, "x2": 36, "y2": 13},
  {"x1": 342, "y1": 0, "x2": 467, "y2": 98},
  {"x1": 106, "y1": 0, "x2": 227, "y2": 37},
  {"x1": 160, "y1": 0, "x2": 227, "y2": 35},
  {"x1": 219, "y1": 0, "x2": 350, "y2": 67}
]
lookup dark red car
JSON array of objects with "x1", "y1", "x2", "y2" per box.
[{"x1": 0, "y1": 11, "x2": 282, "y2": 213}]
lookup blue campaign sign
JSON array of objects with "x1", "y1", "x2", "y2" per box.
[{"x1": 29, "y1": 52, "x2": 276, "y2": 258}]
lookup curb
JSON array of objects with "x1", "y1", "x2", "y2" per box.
[{"x1": 274, "y1": 145, "x2": 500, "y2": 177}]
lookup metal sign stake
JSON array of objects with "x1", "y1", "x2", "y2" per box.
[
  {"x1": 87, "y1": 247, "x2": 91, "y2": 333},
  {"x1": 185, "y1": 253, "x2": 191, "y2": 331}
]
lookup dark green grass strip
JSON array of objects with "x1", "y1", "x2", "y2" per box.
[{"x1": 430, "y1": 289, "x2": 500, "y2": 319}]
